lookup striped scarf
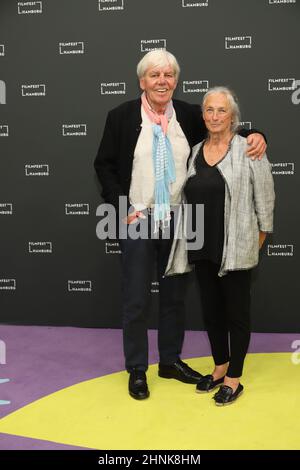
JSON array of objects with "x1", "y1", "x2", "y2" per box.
[{"x1": 141, "y1": 93, "x2": 176, "y2": 232}]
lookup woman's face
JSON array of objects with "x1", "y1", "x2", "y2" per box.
[
  {"x1": 139, "y1": 64, "x2": 177, "y2": 112},
  {"x1": 203, "y1": 93, "x2": 233, "y2": 135}
]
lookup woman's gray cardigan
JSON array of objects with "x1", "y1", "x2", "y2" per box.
[{"x1": 165, "y1": 134, "x2": 275, "y2": 277}]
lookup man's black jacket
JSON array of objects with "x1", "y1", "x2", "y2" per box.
[{"x1": 94, "y1": 98, "x2": 259, "y2": 209}]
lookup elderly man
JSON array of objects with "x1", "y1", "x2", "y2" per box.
[{"x1": 94, "y1": 50, "x2": 266, "y2": 400}]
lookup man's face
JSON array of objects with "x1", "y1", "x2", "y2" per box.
[{"x1": 139, "y1": 64, "x2": 177, "y2": 112}]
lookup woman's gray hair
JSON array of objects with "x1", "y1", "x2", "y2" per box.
[
  {"x1": 137, "y1": 50, "x2": 180, "y2": 80},
  {"x1": 202, "y1": 86, "x2": 241, "y2": 132}
]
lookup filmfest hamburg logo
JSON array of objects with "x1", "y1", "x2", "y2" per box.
[
  {"x1": 182, "y1": 0, "x2": 208, "y2": 6},
  {"x1": 267, "y1": 244, "x2": 294, "y2": 256},
  {"x1": 0, "y1": 125, "x2": 9, "y2": 136},
  {"x1": 0, "y1": 45, "x2": 4, "y2": 56},
  {"x1": 141, "y1": 40, "x2": 166, "y2": 52},
  {"x1": 25, "y1": 164, "x2": 49, "y2": 176},
  {"x1": 151, "y1": 281, "x2": 159, "y2": 294},
  {"x1": 239, "y1": 121, "x2": 252, "y2": 130},
  {"x1": 268, "y1": 78, "x2": 295, "y2": 91},
  {"x1": 105, "y1": 242, "x2": 121, "y2": 254},
  {"x1": 98, "y1": 0, "x2": 124, "y2": 10},
  {"x1": 22, "y1": 84, "x2": 46, "y2": 96},
  {"x1": 0, "y1": 279, "x2": 16, "y2": 290},
  {"x1": 65, "y1": 204, "x2": 90, "y2": 215},
  {"x1": 101, "y1": 83, "x2": 126, "y2": 95},
  {"x1": 68, "y1": 281, "x2": 92, "y2": 292},
  {"x1": 0, "y1": 203, "x2": 13, "y2": 215},
  {"x1": 225, "y1": 36, "x2": 252, "y2": 49},
  {"x1": 271, "y1": 163, "x2": 294, "y2": 175},
  {"x1": 183, "y1": 80, "x2": 209, "y2": 93},
  {"x1": 59, "y1": 42, "x2": 84, "y2": 55},
  {"x1": 28, "y1": 242, "x2": 52, "y2": 254},
  {"x1": 18, "y1": 1, "x2": 42, "y2": 14},
  {"x1": 269, "y1": 0, "x2": 296, "y2": 4},
  {"x1": 62, "y1": 124, "x2": 87, "y2": 136}
]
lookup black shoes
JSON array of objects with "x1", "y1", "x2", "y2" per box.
[
  {"x1": 128, "y1": 369, "x2": 150, "y2": 400},
  {"x1": 128, "y1": 359, "x2": 202, "y2": 399},
  {"x1": 213, "y1": 383, "x2": 244, "y2": 406},
  {"x1": 158, "y1": 359, "x2": 203, "y2": 384},
  {"x1": 128, "y1": 365, "x2": 243, "y2": 405},
  {"x1": 196, "y1": 374, "x2": 225, "y2": 393}
]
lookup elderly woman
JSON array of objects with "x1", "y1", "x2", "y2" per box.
[
  {"x1": 94, "y1": 51, "x2": 267, "y2": 401},
  {"x1": 167, "y1": 86, "x2": 275, "y2": 405}
]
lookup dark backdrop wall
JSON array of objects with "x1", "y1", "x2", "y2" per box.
[{"x1": 0, "y1": 0, "x2": 299, "y2": 332}]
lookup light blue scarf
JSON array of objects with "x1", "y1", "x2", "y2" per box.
[{"x1": 152, "y1": 124, "x2": 176, "y2": 232}]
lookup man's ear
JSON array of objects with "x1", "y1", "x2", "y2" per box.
[{"x1": 139, "y1": 78, "x2": 145, "y2": 91}]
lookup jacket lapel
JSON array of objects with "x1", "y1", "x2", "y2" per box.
[
  {"x1": 186, "y1": 142, "x2": 202, "y2": 179},
  {"x1": 126, "y1": 98, "x2": 143, "y2": 160},
  {"x1": 173, "y1": 100, "x2": 194, "y2": 149},
  {"x1": 217, "y1": 136, "x2": 240, "y2": 199}
]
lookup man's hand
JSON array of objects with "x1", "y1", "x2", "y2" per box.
[
  {"x1": 246, "y1": 133, "x2": 267, "y2": 160},
  {"x1": 123, "y1": 210, "x2": 146, "y2": 225}
]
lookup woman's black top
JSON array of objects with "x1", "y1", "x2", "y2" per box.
[{"x1": 184, "y1": 144, "x2": 225, "y2": 265}]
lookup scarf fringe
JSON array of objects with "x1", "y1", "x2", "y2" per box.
[{"x1": 152, "y1": 124, "x2": 176, "y2": 232}]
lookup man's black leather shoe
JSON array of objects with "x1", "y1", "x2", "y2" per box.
[
  {"x1": 158, "y1": 359, "x2": 203, "y2": 384},
  {"x1": 196, "y1": 374, "x2": 225, "y2": 393},
  {"x1": 128, "y1": 370, "x2": 150, "y2": 400},
  {"x1": 213, "y1": 383, "x2": 244, "y2": 406}
]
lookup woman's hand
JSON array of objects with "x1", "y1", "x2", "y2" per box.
[{"x1": 259, "y1": 231, "x2": 267, "y2": 249}]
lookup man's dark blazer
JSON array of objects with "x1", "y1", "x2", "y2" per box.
[{"x1": 94, "y1": 97, "x2": 254, "y2": 209}]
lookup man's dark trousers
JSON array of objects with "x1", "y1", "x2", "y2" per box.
[{"x1": 119, "y1": 213, "x2": 188, "y2": 372}]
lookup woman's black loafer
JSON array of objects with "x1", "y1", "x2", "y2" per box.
[
  {"x1": 196, "y1": 374, "x2": 225, "y2": 393},
  {"x1": 213, "y1": 383, "x2": 244, "y2": 406}
]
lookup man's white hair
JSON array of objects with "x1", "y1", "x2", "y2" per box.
[{"x1": 137, "y1": 50, "x2": 180, "y2": 80}]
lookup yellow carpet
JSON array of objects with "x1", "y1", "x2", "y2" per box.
[{"x1": 0, "y1": 353, "x2": 299, "y2": 449}]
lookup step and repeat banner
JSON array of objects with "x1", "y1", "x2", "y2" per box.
[{"x1": 0, "y1": 0, "x2": 299, "y2": 331}]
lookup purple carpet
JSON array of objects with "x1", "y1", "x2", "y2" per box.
[{"x1": 0, "y1": 325, "x2": 299, "y2": 450}]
